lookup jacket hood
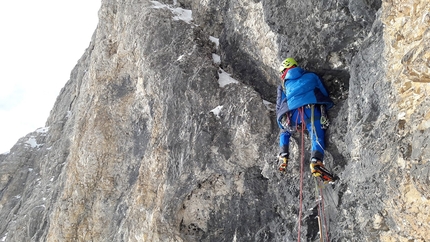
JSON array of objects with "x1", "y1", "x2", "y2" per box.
[{"x1": 285, "y1": 67, "x2": 306, "y2": 80}]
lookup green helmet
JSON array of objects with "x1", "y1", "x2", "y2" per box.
[{"x1": 279, "y1": 58, "x2": 298, "y2": 73}]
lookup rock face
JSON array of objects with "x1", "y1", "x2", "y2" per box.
[{"x1": 0, "y1": 0, "x2": 429, "y2": 241}]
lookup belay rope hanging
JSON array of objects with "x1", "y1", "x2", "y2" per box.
[
  {"x1": 314, "y1": 177, "x2": 330, "y2": 241},
  {"x1": 296, "y1": 105, "x2": 330, "y2": 242},
  {"x1": 297, "y1": 107, "x2": 305, "y2": 242}
]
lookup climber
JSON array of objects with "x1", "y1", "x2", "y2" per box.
[{"x1": 276, "y1": 57, "x2": 335, "y2": 182}]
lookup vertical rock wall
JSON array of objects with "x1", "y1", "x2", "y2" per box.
[
  {"x1": 378, "y1": 0, "x2": 430, "y2": 240},
  {"x1": 0, "y1": 0, "x2": 429, "y2": 241}
]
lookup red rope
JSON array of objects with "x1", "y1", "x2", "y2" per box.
[{"x1": 297, "y1": 107, "x2": 305, "y2": 242}]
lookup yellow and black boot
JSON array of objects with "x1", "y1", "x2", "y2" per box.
[
  {"x1": 278, "y1": 153, "x2": 288, "y2": 172},
  {"x1": 310, "y1": 158, "x2": 337, "y2": 183}
]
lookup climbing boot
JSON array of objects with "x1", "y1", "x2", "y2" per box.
[
  {"x1": 310, "y1": 159, "x2": 337, "y2": 183},
  {"x1": 278, "y1": 153, "x2": 288, "y2": 172}
]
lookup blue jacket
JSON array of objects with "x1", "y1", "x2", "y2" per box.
[{"x1": 276, "y1": 67, "x2": 333, "y2": 127}]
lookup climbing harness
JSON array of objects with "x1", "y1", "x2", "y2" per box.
[
  {"x1": 281, "y1": 112, "x2": 296, "y2": 134},
  {"x1": 282, "y1": 104, "x2": 329, "y2": 134}
]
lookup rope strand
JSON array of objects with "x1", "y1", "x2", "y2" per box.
[
  {"x1": 314, "y1": 177, "x2": 323, "y2": 242},
  {"x1": 310, "y1": 105, "x2": 324, "y2": 151},
  {"x1": 311, "y1": 105, "x2": 330, "y2": 241},
  {"x1": 297, "y1": 106, "x2": 330, "y2": 241},
  {"x1": 319, "y1": 183, "x2": 330, "y2": 241},
  {"x1": 297, "y1": 107, "x2": 305, "y2": 242}
]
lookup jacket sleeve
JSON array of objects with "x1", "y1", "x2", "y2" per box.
[
  {"x1": 315, "y1": 75, "x2": 329, "y2": 97},
  {"x1": 276, "y1": 85, "x2": 287, "y2": 129},
  {"x1": 314, "y1": 74, "x2": 334, "y2": 109},
  {"x1": 276, "y1": 85, "x2": 286, "y2": 112}
]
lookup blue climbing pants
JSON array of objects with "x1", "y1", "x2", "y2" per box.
[{"x1": 279, "y1": 105, "x2": 325, "y2": 161}]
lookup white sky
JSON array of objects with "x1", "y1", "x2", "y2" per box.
[{"x1": 0, "y1": 1, "x2": 101, "y2": 153}]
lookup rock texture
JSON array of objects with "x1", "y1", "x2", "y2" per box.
[{"x1": 1, "y1": 0, "x2": 429, "y2": 241}]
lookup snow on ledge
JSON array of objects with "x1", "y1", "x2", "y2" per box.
[
  {"x1": 218, "y1": 69, "x2": 239, "y2": 88},
  {"x1": 212, "y1": 53, "x2": 221, "y2": 64},
  {"x1": 1, "y1": 233, "x2": 8, "y2": 242},
  {"x1": 36, "y1": 127, "x2": 50, "y2": 134},
  {"x1": 209, "y1": 36, "x2": 219, "y2": 49},
  {"x1": 150, "y1": 1, "x2": 193, "y2": 24},
  {"x1": 26, "y1": 137, "x2": 39, "y2": 148},
  {"x1": 210, "y1": 105, "x2": 223, "y2": 118},
  {"x1": 210, "y1": 36, "x2": 220, "y2": 64},
  {"x1": 263, "y1": 100, "x2": 275, "y2": 111}
]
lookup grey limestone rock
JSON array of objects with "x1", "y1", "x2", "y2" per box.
[{"x1": 1, "y1": 0, "x2": 429, "y2": 241}]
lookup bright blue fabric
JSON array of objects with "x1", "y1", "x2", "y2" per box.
[
  {"x1": 276, "y1": 67, "x2": 333, "y2": 126},
  {"x1": 276, "y1": 67, "x2": 333, "y2": 160},
  {"x1": 279, "y1": 107, "x2": 325, "y2": 158}
]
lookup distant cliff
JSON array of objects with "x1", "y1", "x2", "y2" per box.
[{"x1": 1, "y1": 0, "x2": 429, "y2": 241}]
